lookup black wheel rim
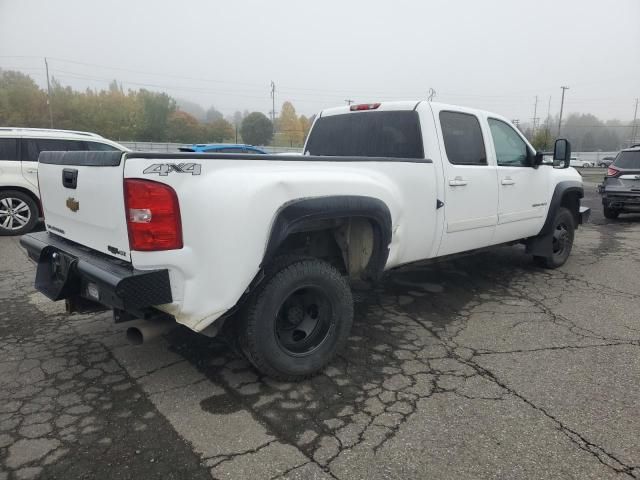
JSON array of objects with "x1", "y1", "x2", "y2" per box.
[
  {"x1": 552, "y1": 222, "x2": 571, "y2": 257},
  {"x1": 274, "y1": 286, "x2": 334, "y2": 356}
]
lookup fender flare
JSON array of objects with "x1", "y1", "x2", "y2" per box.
[
  {"x1": 262, "y1": 195, "x2": 393, "y2": 279},
  {"x1": 526, "y1": 180, "x2": 583, "y2": 256}
]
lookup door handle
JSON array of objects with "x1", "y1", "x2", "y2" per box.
[
  {"x1": 26, "y1": 168, "x2": 38, "y2": 174},
  {"x1": 501, "y1": 178, "x2": 515, "y2": 185},
  {"x1": 449, "y1": 177, "x2": 468, "y2": 187}
]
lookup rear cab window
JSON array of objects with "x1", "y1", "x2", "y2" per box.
[
  {"x1": 613, "y1": 150, "x2": 640, "y2": 169},
  {"x1": 304, "y1": 110, "x2": 424, "y2": 158}
]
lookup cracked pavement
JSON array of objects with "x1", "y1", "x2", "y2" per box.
[{"x1": 1, "y1": 178, "x2": 639, "y2": 479}]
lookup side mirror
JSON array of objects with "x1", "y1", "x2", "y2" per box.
[{"x1": 553, "y1": 139, "x2": 571, "y2": 168}]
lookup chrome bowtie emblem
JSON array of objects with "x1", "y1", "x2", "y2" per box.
[{"x1": 66, "y1": 197, "x2": 79, "y2": 212}]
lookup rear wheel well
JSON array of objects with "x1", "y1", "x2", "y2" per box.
[
  {"x1": 0, "y1": 186, "x2": 41, "y2": 216},
  {"x1": 270, "y1": 217, "x2": 385, "y2": 282}
]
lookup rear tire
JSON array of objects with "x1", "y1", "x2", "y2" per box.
[
  {"x1": 0, "y1": 190, "x2": 38, "y2": 236},
  {"x1": 533, "y1": 207, "x2": 575, "y2": 269},
  {"x1": 603, "y1": 206, "x2": 619, "y2": 219},
  {"x1": 238, "y1": 256, "x2": 353, "y2": 381}
]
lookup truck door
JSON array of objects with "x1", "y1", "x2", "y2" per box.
[
  {"x1": 486, "y1": 118, "x2": 549, "y2": 243},
  {"x1": 433, "y1": 108, "x2": 498, "y2": 256}
]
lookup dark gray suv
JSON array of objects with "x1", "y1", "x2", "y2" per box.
[{"x1": 599, "y1": 145, "x2": 640, "y2": 219}]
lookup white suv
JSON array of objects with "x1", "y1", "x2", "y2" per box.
[{"x1": 0, "y1": 128, "x2": 127, "y2": 236}]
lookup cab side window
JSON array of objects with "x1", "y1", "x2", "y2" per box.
[
  {"x1": 0, "y1": 139, "x2": 18, "y2": 161},
  {"x1": 439, "y1": 111, "x2": 487, "y2": 165},
  {"x1": 488, "y1": 119, "x2": 529, "y2": 167}
]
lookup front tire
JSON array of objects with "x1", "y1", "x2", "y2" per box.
[
  {"x1": 533, "y1": 207, "x2": 575, "y2": 269},
  {"x1": 238, "y1": 257, "x2": 353, "y2": 381},
  {"x1": 0, "y1": 190, "x2": 39, "y2": 236},
  {"x1": 603, "y1": 206, "x2": 619, "y2": 219}
]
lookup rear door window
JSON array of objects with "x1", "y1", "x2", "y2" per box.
[
  {"x1": 613, "y1": 151, "x2": 640, "y2": 169},
  {"x1": 304, "y1": 111, "x2": 424, "y2": 158},
  {"x1": 22, "y1": 139, "x2": 86, "y2": 161},
  {"x1": 0, "y1": 139, "x2": 18, "y2": 161},
  {"x1": 439, "y1": 111, "x2": 487, "y2": 165}
]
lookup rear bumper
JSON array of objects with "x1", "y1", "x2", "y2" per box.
[
  {"x1": 579, "y1": 206, "x2": 591, "y2": 224},
  {"x1": 600, "y1": 190, "x2": 640, "y2": 210},
  {"x1": 20, "y1": 231, "x2": 172, "y2": 316}
]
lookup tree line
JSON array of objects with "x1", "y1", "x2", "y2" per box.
[
  {"x1": 1, "y1": 69, "x2": 635, "y2": 151},
  {"x1": 0, "y1": 69, "x2": 312, "y2": 147},
  {"x1": 524, "y1": 113, "x2": 634, "y2": 152}
]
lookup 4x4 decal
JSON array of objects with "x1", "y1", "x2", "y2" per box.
[{"x1": 143, "y1": 163, "x2": 201, "y2": 176}]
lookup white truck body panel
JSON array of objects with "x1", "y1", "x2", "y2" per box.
[{"x1": 123, "y1": 158, "x2": 439, "y2": 330}]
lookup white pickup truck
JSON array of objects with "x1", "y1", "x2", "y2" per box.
[{"x1": 21, "y1": 101, "x2": 590, "y2": 380}]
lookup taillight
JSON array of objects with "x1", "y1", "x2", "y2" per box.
[
  {"x1": 350, "y1": 103, "x2": 381, "y2": 111},
  {"x1": 607, "y1": 166, "x2": 620, "y2": 177},
  {"x1": 124, "y1": 179, "x2": 182, "y2": 251}
]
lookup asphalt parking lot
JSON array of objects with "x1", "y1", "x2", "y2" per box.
[{"x1": 1, "y1": 171, "x2": 639, "y2": 480}]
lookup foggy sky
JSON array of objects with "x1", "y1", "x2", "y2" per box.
[{"x1": 1, "y1": 0, "x2": 639, "y2": 124}]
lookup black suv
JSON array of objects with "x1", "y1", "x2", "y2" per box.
[{"x1": 599, "y1": 145, "x2": 640, "y2": 219}]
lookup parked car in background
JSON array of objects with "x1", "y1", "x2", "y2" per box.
[
  {"x1": 598, "y1": 156, "x2": 615, "y2": 168},
  {"x1": 179, "y1": 144, "x2": 267, "y2": 154},
  {"x1": 0, "y1": 128, "x2": 127, "y2": 236},
  {"x1": 598, "y1": 145, "x2": 640, "y2": 219},
  {"x1": 569, "y1": 157, "x2": 594, "y2": 168}
]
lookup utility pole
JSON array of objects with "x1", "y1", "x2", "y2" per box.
[
  {"x1": 344, "y1": 99, "x2": 354, "y2": 105},
  {"x1": 532, "y1": 95, "x2": 538, "y2": 136},
  {"x1": 631, "y1": 98, "x2": 639, "y2": 146},
  {"x1": 44, "y1": 57, "x2": 54, "y2": 128},
  {"x1": 544, "y1": 95, "x2": 552, "y2": 149},
  {"x1": 428, "y1": 88, "x2": 436, "y2": 101},
  {"x1": 557, "y1": 86, "x2": 569, "y2": 136},
  {"x1": 270, "y1": 81, "x2": 276, "y2": 125},
  {"x1": 512, "y1": 119, "x2": 520, "y2": 130}
]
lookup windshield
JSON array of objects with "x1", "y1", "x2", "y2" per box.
[
  {"x1": 613, "y1": 151, "x2": 640, "y2": 169},
  {"x1": 304, "y1": 111, "x2": 424, "y2": 158}
]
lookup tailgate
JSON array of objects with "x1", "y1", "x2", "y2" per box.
[{"x1": 38, "y1": 151, "x2": 131, "y2": 261}]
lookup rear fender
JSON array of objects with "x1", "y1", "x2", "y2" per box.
[{"x1": 262, "y1": 195, "x2": 392, "y2": 280}]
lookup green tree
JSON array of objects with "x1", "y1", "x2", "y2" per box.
[
  {"x1": 240, "y1": 112, "x2": 273, "y2": 146},
  {"x1": 136, "y1": 89, "x2": 176, "y2": 141},
  {"x1": 166, "y1": 110, "x2": 203, "y2": 143},
  {"x1": 531, "y1": 127, "x2": 553, "y2": 151},
  {"x1": 204, "y1": 118, "x2": 234, "y2": 142},
  {"x1": 0, "y1": 70, "x2": 48, "y2": 127}
]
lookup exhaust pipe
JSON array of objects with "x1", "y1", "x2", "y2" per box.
[{"x1": 126, "y1": 318, "x2": 175, "y2": 345}]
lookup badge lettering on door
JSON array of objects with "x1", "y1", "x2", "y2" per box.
[
  {"x1": 66, "y1": 197, "x2": 79, "y2": 212},
  {"x1": 142, "y1": 163, "x2": 201, "y2": 176}
]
